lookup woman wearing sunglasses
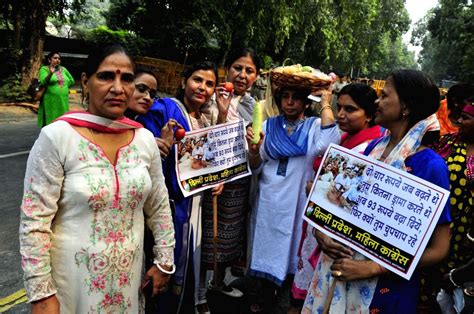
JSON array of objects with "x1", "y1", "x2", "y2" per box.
[{"x1": 125, "y1": 68, "x2": 158, "y2": 120}]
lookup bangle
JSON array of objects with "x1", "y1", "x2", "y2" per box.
[
  {"x1": 449, "y1": 268, "x2": 462, "y2": 288},
  {"x1": 155, "y1": 262, "x2": 176, "y2": 275},
  {"x1": 467, "y1": 232, "x2": 474, "y2": 243},
  {"x1": 319, "y1": 105, "x2": 332, "y2": 115}
]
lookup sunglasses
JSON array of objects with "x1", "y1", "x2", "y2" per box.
[{"x1": 135, "y1": 83, "x2": 157, "y2": 99}]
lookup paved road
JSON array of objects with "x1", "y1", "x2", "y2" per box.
[
  {"x1": 0, "y1": 117, "x2": 292, "y2": 313},
  {"x1": 0, "y1": 119, "x2": 39, "y2": 313}
]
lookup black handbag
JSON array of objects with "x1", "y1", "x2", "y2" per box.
[{"x1": 27, "y1": 78, "x2": 46, "y2": 101}]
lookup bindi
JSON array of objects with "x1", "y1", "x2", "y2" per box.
[{"x1": 116, "y1": 69, "x2": 121, "y2": 74}]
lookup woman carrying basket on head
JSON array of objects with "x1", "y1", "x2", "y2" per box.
[{"x1": 246, "y1": 65, "x2": 340, "y2": 312}]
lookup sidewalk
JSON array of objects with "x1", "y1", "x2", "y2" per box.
[{"x1": 0, "y1": 91, "x2": 83, "y2": 124}]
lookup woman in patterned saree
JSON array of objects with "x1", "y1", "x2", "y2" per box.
[{"x1": 20, "y1": 44, "x2": 175, "y2": 313}]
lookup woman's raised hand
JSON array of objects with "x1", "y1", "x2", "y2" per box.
[
  {"x1": 312, "y1": 87, "x2": 335, "y2": 126},
  {"x1": 312, "y1": 87, "x2": 332, "y2": 107},
  {"x1": 215, "y1": 83, "x2": 233, "y2": 121}
]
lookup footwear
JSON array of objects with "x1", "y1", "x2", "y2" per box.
[
  {"x1": 249, "y1": 303, "x2": 264, "y2": 313},
  {"x1": 195, "y1": 299, "x2": 211, "y2": 314},
  {"x1": 208, "y1": 280, "x2": 243, "y2": 298}
]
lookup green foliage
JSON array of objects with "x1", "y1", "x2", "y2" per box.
[
  {"x1": 69, "y1": 0, "x2": 109, "y2": 30},
  {"x1": 1, "y1": 0, "x2": 417, "y2": 88},
  {"x1": 78, "y1": 25, "x2": 146, "y2": 56},
  {"x1": 105, "y1": 0, "x2": 413, "y2": 78},
  {"x1": 0, "y1": 74, "x2": 30, "y2": 102},
  {"x1": 413, "y1": 0, "x2": 474, "y2": 82},
  {"x1": 262, "y1": 55, "x2": 273, "y2": 70}
]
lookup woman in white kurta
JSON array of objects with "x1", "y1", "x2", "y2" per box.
[
  {"x1": 246, "y1": 85, "x2": 339, "y2": 309},
  {"x1": 20, "y1": 45, "x2": 175, "y2": 313}
]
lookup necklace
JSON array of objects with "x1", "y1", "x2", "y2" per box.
[{"x1": 283, "y1": 117, "x2": 305, "y2": 135}]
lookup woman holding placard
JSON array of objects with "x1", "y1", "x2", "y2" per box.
[
  {"x1": 291, "y1": 84, "x2": 383, "y2": 312},
  {"x1": 303, "y1": 70, "x2": 451, "y2": 313},
  {"x1": 198, "y1": 48, "x2": 262, "y2": 302},
  {"x1": 137, "y1": 61, "x2": 228, "y2": 313}
]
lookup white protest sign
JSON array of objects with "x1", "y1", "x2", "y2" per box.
[
  {"x1": 175, "y1": 120, "x2": 251, "y2": 197},
  {"x1": 303, "y1": 143, "x2": 449, "y2": 280}
]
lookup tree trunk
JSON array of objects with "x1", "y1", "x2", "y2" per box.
[
  {"x1": 20, "y1": 2, "x2": 48, "y2": 87},
  {"x1": 13, "y1": 11, "x2": 21, "y2": 49}
]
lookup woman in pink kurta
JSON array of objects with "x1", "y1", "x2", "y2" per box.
[{"x1": 20, "y1": 45, "x2": 175, "y2": 313}]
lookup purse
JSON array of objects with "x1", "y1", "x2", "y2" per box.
[
  {"x1": 34, "y1": 85, "x2": 46, "y2": 101},
  {"x1": 28, "y1": 78, "x2": 46, "y2": 101}
]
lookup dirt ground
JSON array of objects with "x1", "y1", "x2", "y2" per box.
[{"x1": 0, "y1": 92, "x2": 84, "y2": 124}]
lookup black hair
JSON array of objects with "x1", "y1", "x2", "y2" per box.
[
  {"x1": 83, "y1": 44, "x2": 135, "y2": 78},
  {"x1": 274, "y1": 86, "x2": 312, "y2": 108},
  {"x1": 175, "y1": 61, "x2": 218, "y2": 104},
  {"x1": 446, "y1": 83, "x2": 474, "y2": 110},
  {"x1": 135, "y1": 67, "x2": 158, "y2": 82},
  {"x1": 81, "y1": 44, "x2": 134, "y2": 107},
  {"x1": 44, "y1": 51, "x2": 60, "y2": 65},
  {"x1": 338, "y1": 83, "x2": 378, "y2": 126},
  {"x1": 388, "y1": 69, "x2": 440, "y2": 128},
  {"x1": 224, "y1": 48, "x2": 261, "y2": 74}
]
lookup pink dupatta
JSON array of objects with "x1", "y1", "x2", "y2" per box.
[{"x1": 55, "y1": 110, "x2": 143, "y2": 133}]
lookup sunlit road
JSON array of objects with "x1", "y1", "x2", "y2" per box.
[{"x1": 0, "y1": 119, "x2": 39, "y2": 313}]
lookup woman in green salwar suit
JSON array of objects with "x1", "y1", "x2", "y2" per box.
[{"x1": 38, "y1": 51, "x2": 74, "y2": 127}]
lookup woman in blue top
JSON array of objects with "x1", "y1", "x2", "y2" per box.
[
  {"x1": 303, "y1": 70, "x2": 451, "y2": 314},
  {"x1": 137, "y1": 61, "x2": 229, "y2": 314}
]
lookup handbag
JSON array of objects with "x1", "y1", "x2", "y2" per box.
[{"x1": 27, "y1": 78, "x2": 46, "y2": 101}]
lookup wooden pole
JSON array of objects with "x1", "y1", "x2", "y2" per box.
[
  {"x1": 322, "y1": 279, "x2": 337, "y2": 314},
  {"x1": 212, "y1": 195, "x2": 218, "y2": 276}
]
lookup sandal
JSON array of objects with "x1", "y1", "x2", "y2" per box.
[
  {"x1": 249, "y1": 302, "x2": 264, "y2": 313},
  {"x1": 208, "y1": 280, "x2": 243, "y2": 298},
  {"x1": 195, "y1": 299, "x2": 211, "y2": 314}
]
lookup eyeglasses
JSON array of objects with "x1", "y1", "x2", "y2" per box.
[{"x1": 135, "y1": 83, "x2": 157, "y2": 99}]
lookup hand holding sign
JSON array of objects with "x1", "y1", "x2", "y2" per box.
[
  {"x1": 175, "y1": 121, "x2": 251, "y2": 197},
  {"x1": 304, "y1": 144, "x2": 449, "y2": 280},
  {"x1": 313, "y1": 229, "x2": 353, "y2": 259},
  {"x1": 331, "y1": 258, "x2": 386, "y2": 281}
]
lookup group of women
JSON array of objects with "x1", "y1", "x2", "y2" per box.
[{"x1": 20, "y1": 43, "x2": 472, "y2": 314}]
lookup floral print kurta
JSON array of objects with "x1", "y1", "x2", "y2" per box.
[{"x1": 20, "y1": 121, "x2": 175, "y2": 313}]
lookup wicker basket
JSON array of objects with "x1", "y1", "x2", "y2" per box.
[{"x1": 271, "y1": 71, "x2": 332, "y2": 90}]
